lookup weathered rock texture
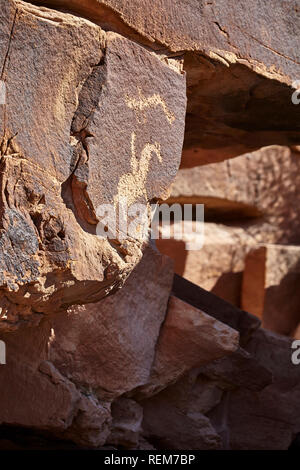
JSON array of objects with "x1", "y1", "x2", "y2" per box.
[
  {"x1": 167, "y1": 146, "x2": 300, "y2": 243},
  {"x1": 48, "y1": 246, "x2": 174, "y2": 400},
  {"x1": 157, "y1": 222, "x2": 254, "y2": 306},
  {"x1": 0, "y1": 0, "x2": 186, "y2": 330},
  {"x1": 0, "y1": 0, "x2": 299, "y2": 452},
  {"x1": 158, "y1": 146, "x2": 300, "y2": 313},
  {"x1": 0, "y1": 246, "x2": 173, "y2": 446},
  {"x1": 137, "y1": 295, "x2": 239, "y2": 398}
]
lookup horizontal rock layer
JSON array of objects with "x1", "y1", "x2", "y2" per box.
[{"x1": 0, "y1": 0, "x2": 299, "y2": 452}]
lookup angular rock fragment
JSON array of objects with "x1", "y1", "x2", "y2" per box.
[
  {"x1": 0, "y1": 0, "x2": 186, "y2": 330},
  {"x1": 199, "y1": 347, "x2": 273, "y2": 392},
  {"x1": 141, "y1": 371, "x2": 223, "y2": 450}
]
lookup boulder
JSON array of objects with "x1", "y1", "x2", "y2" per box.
[{"x1": 0, "y1": 0, "x2": 186, "y2": 330}]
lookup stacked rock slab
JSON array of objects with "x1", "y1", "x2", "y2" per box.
[
  {"x1": 0, "y1": 245, "x2": 174, "y2": 446},
  {"x1": 167, "y1": 146, "x2": 300, "y2": 244},
  {"x1": 136, "y1": 295, "x2": 240, "y2": 398},
  {"x1": 242, "y1": 244, "x2": 300, "y2": 337},
  {"x1": 158, "y1": 146, "x2": 300, "y2": 314},
  {"x1": 139, "y1": 277, "x2": 299, "y2": 450},
  {"x1": 157, "y1": 222, "x2": 255, "y2": 307},
  {"x1": 141, "y1": 327, "x2": 300, "y2": 451},
  {"x1": 48, "y1": 246, "x2": 175, "y2": 401},
  {"x1": 31, "y1": 0, "x2": 300, "y2": 164}
]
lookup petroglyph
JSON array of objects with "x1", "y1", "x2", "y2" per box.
[
  {"x1": 115, "y1": 132, "x2": 162, "y2": 207},
  {"x1": 125, "y1": 88, "x2": 176, "y2": 125}
]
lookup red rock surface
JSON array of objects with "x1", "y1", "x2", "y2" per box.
[{"x1": 0, "y1": 0, "x2": 299, "y2": 451}]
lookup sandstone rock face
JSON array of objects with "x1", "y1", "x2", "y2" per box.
[
  {"x1": 158, "y1": 146, "x2": 300, "y2": 316},
  {"x1": 48, "y1": 246, "x2": 174, "y2": 399},
  {"x1": 172, "y1": 273, "x2": 261, "y2": 345},
  {"x1": 0, "y1": 245, "x2": 173, "y2": 446},
  {"x1": 242, "y1": 244, "x2": 300, "y2": 336},
  {"x1": 31, "y1": 0, "x2": 300, "y2": 164},
  {"x1": 0, "y1": 0, "x2": 299, "y2": 453},
  {"x1": 157, "y1": 222, "x2": 254, "y2": 306},
  {"x1": 0, "y1": 0, "x2": 186, "y2": 330},
  {"x1": 138, "y1": 295, "x2": 239, "y2": 397},
  {"x1": 0, "y1": 325, "x2": 112, "y2": 447}
]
